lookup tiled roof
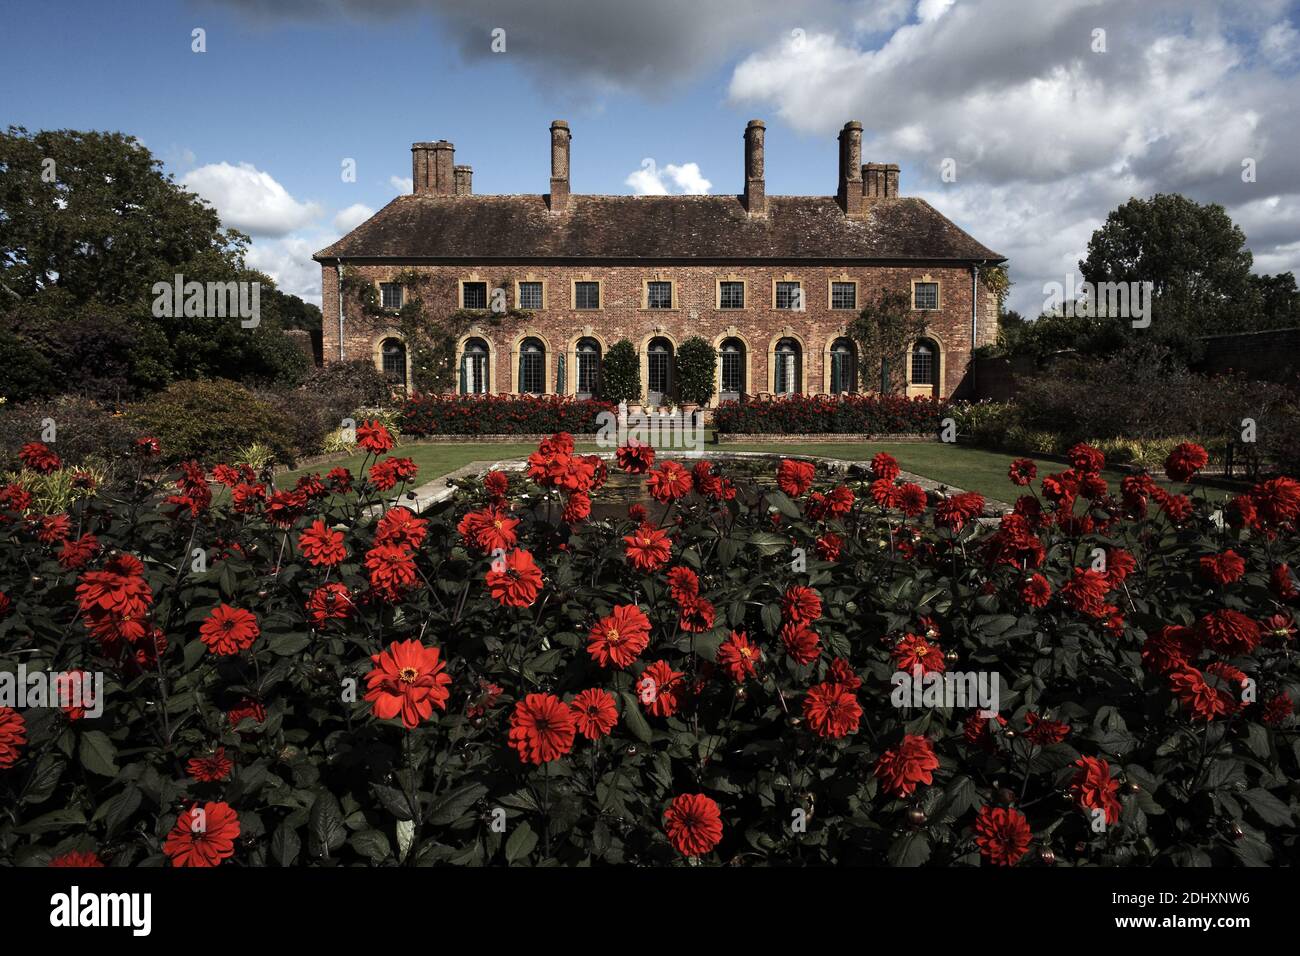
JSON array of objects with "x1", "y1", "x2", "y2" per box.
[{"x1": 313, "y1": 194, "x2": 1004, "y2": 262}]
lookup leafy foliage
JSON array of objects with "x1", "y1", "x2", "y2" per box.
[
  {"x1": 127, "y1": 379, "x2": 297, "y2": 464},
  {"x1": 849, "y1": 290, "x2": 929, "y2": 394},
  {"x1": 714, "y1": 394, "x2": 949, "y2": 434},
  {"x1": 673, "y1": 337, "x2": 717, "y2": 406},
  {"x1": 401, "y1": 394, "x2": 614, "y2": 436},
  {"x1": 600, "y1": 340, "x2": 641, "y2": 405}
]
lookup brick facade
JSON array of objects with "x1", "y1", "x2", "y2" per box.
[{"x1": 316, "y1": 120, "x2": 1004, "y2": 403}]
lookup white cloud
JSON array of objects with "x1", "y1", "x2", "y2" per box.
[
  {"x1": 333, "y1": 203, "x2": 374, "y2": 232},
  {"x1": 390, "y1": 175, "x2": 413, "y2": 193},
  {"x1": 244, "y1": 236, "x2": 324, "y2": 306},
  {"x1": 181, "y1": 162, "x2": 322, "y2": 236},
  {"x1": 1260, "y1": 22, "x2": 1300, "y2": 66},
  {"x1": 727, "y1": 0, "x2": 1300, "y2": 316},
  {"x1": 916, "y1": 0, "x2": 954, "y2": 23},
  {"x1": 625, "y1": 160, "x2": 713, "y2": 195}
]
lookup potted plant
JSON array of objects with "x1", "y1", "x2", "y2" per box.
[
  {"x1": 674, "y1": 336, "x2": 717, "y2": 418},
  {"x1": 601, "y1": 339, "x2": 642, "y2": 413}
]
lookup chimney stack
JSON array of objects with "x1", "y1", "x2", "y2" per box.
[
  {"x1": 454, "y1": 165, "x2": 473, "y2": 195},
  {"x1": 838, "y1": 121, "x2": 864, "y2": 217},
  {"x1": 549, "y1": 120, "x2": 571, "y2": 213},
  {"x1": 411, "y1": 140, "x2": 456, "y2": 195},
  {"x1": 743, "y1": 120, "x2": 766, "y2": 217},
  {"x1": 863, "y1": 162, "x2": 900, "y2": 199}
]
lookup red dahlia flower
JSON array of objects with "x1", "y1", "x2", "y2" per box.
[
  {"x1": 458, "y1": 505, "x2": 519, "y2": 553},
  {"x1": 484, "y1": 548, "x2": 543, "y2": 608},
  {"x1": 199, "y1": 604, "x2": 260, "y2": 656},
  {"x1": 647, "y1": 461, "x2": 693, "y2": 503},
  {"x1": 1199, "y1": 550, "x2": 1245, "y2": 586},
  {"x1": 587, "y1": 604, "x2": 652, "y2": 669},
  {"x1": 973, "y1": 806, "x2": 1032, "y2": 866},
  {"x1": 1008, "y1": 458, "x2": 1037, "y2": 486},
  {"x1": 298, "y1": 519, "x2": 347, "y2": 567},
  {"x1": 616, "y1": 440, "x2": 656, "y2": 474},
  {"x1": 893, "y1": 633, "x2": 945, "y2": 674},
  {"x1": 1164, "y1": 442, "x2": 1208, "y2": 483},
  {"x1": 508, "y1": 693, "x2": 576, "y2": 764},
  {"x1": 781, "y1": 585, "x2": 822, "y2": 624},
  {"x1": 364, "y1": 639, "x2": 451, "y2": 728},
  {"x1": 802, "y1": 681, "x2": 862, "y2": 738},
  {"x1": 356, "y1": 420, "x2": 395, "y2": 455},
  {"x1": 484, "y1": 469, "x2": 509, "y2": 497},
  {"x1": 1070, "y1": 756, "x2": 1120, "y2": 825},
  {"x1": 667, "y1": 566, "x2": 700, "y2": 602},
  {"x1": 623, "y1": 523, "x2": 672, "y2": 572},
  {"x1": 163, "y1": 802, "x2": 240, "y2": 868},
  {"x1": 638, "y1": 660, "x2": 685, "y2": 717},
  {"x1": 717, "y1": 631, "x2": 761, "y2": 682},
  {"x1": 19, "y1": 441, "x2": 61, "y2": 473},
  {"x1": 871, "y1": 452, "x2": 900, "y2": 482},
  {"x1": 663, "y1": 793, "x2": 723, "y2": 857},
  {"x1": 678, "y1": 596, "x2": 716, "y2": 633},
  {"x1": 306, "y1": 582, "x2": 353, "y2": 628},
  {"x1": 570, "y1": 688, "x2": 618, "y2": 739},
  {"x1": 1020, "y1": 574, "x2": 1052, "y2": 608},
  {"x1": 1194, "y1": 609, "x2": 1260, "y2": 654},
  {"x1": 874, "y1": 734, "x2": 939, "y2": 797},
  {"x1": 779, "y1": 622, "x2": 821, "y2": 665},
  {"x1": 186, "y1": 747, "x2": 234, "y2": 782},
  {"x1": 376, "y1": 506, "x2": 429, "y2": 550},
  {"x1": 1024, "y1": 712, "x2": 1070, "y2": 745},
  {"x1": 366, "y1": 543, "x2": 420, "y2": 601},
  {"x1": 777, "y1": 459, "x2": 815, "y2": 497},
  {"x1": 0, "y1": 708, "x2": 27, "y2": 769}
]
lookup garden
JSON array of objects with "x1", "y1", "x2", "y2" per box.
[{"x1": 1, "y1": 425, "x2": 1298, "y2": 867}]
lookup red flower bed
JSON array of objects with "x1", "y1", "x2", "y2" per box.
[
  {"x1": 0, "y1": 434, "x2": 1298, "y2": 867},
  {"x1": 401, "y1": 393, "x2": 614, "y2": 436},
  {"x1": 714, "y1": 393, "x2": 951, "y2": 434}
]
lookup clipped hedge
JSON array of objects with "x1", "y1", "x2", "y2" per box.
[
  {"x1": 401, "y1": 393, "x2": 615, "y2": 436},
  {"x1": 714, "y1": 394, "x2": 950, "y2": 435}
]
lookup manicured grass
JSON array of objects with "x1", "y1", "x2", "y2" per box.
[{"x1": 279, "y1": 434, "x2": 1231, "y2": 503}]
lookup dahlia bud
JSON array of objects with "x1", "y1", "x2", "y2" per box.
[
  {"x1": 944, "y1": 649, "x2": 959, "y2": 663},
  {"x1": 907, "y1": 808, "x2": 927, "y2": 826},
  {"x1": 1039, "y1": 847, "x2": 1056, "y2": 865},
  {"x1": 996, "y1": 787, "x2": 1016, "y2": 805}
]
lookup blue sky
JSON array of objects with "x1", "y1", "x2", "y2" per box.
[{"x1": 4, "y1": 0, "x2": 1300, "y2": 317}]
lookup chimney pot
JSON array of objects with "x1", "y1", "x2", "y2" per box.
[
  {"x1": 743, "y1": 119, "x2": 766, "y2": 218},
  {"x1": 838, "y1": 121, "x2": 863, "y2": 217},
  {"x1": 549, "y1": 120, "x2": 571, "y2": 213},
  {"x1": 862, "y1": 161, "x2": 899, "y2": 199},
  {"x1": 454, "y1": 165, "x2": 473, "y2": 195},
  {"x1": 411, "y1": 140, "x2": 456, "y2": 195}
]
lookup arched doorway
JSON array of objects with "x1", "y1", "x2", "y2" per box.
[
  {"x1": 774, "y1": 337, "x2": 801, "y2": 396},
  {"x1": 830, "y1": 337, "x2": 857, "y2": 394},
  {"x1": 720, "y1": 337, "x2": 745, "y2": 401},
  {"x1": 380, "y1": 338, "x2": 407, "y2": 390},
  {"x1": 460, "y1": 337, "x2": 489, "y2": 394},
  {"x1": 576, "y1": 337, "x2": 601, "y2": 399},
  {"x1": 647, "y1": 337, "x2": 673, "y2": 405},
  {"x1": 518, "y1": 337, "x2": 545, "y2": 395}
]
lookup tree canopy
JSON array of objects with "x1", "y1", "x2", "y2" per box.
[{"x1": 0, "y1": 126, "x2": 317, "y2": 402}]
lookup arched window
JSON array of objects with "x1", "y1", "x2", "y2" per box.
[
  {"x1": 720, "y1": 337, "x2": 745, "y2": 399},
  {"x1": 830, "y1": 338, "x2": 857, "y2": 394},
  {"x1": 774, "y1": 337, "x2": 801, "y2": 396},
  {"x1": 647, "y1": 337, "x2": 673, "y2": 404},
  {"x1": 380, "y1": 338, "x2": 407, "y2": 387},
  {"x1": 460, "y1": 337, "x2": 489, "y2": 395},
  {"x1": 576, "y1": 337, "x2": 601, "y2": 398},
  {"x1": 519, "y1": 337, "x2": 545, "y2": 395},
  {"x1": 911, "y1": 340, "x2": 936, "y2": 387}
]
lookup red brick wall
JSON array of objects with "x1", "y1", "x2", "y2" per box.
[{"x1": 320, "y1": 261, "x2": 997, "y2": 401}]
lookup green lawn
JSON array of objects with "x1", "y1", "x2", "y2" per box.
[{"x1": 278, "y1": 436, "x2": 1228, "y2": 503}]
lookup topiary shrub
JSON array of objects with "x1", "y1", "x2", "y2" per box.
[
  {"x1": 600, "y1": 339, "x2": 641, "y2": 404},
  {"x1": 674, "y1": 336, "x2": 717, "y2": 406},
  {"x1": 127, "y1": 378, "x2": 295, "y2": 464}
]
